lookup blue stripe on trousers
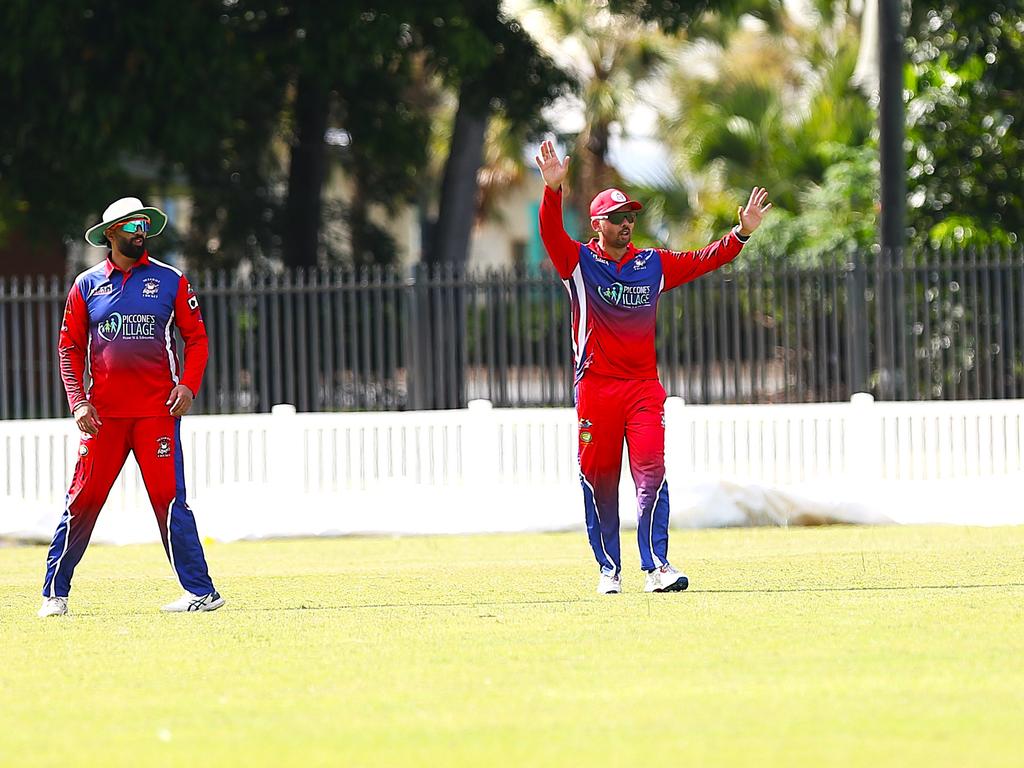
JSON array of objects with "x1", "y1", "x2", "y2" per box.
[
  {"x1": 168, "y1": 418, "x2": 215, "y2": 595},
  {"x1": 41, "y1": 495, "x2": 72, "y2": 597},
  {"x1": 580, "y1": 473, "x2": 619, "y2": 574},
  {"x1": 637, "y1": 480, "x2": 671, "y2": 571}
]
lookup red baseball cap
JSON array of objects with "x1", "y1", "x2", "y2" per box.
[{"x1": 589, "y1": 188, "x2": 643, "y2": 218}]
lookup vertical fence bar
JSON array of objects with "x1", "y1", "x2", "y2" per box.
[
  {"x1": 24, "y1": 277, "x2": 38, "y2": 418},
  {"x1": 992, "y1": 249, "x2": 1006, "y2": 399},
  {"x1": 756, "y1": 254, "x2": 768, "y2": 401},
  {"x1": 359, "y1": 268, "x2": 373, "y2": 410},
  {"x1": 680, "y1": 281, "x2": 694, "y2": 403},
  {"x1": 1004, "y1": 250, "x2": 1017, "y2": 399},
  {"x1": 0, "y1": 278, "x2": 8, "y2": 420},
  {"x1": 12, "y1": 278, "x2": 24, "y2": 418},
  {"x1": 370, "y1": 267, "x2": 383, "y2": 408},
  {"x1": 981, "y1": 246, "x2": 995, "y2": 399},
  {"x1": 489, "y1": 270, "x2": 499, "y2": 404},
  {"x1": 730, "y1": 267, "x2": 742, "y2": 403},
  {"x1": 829, "y1": 261, "x2": 842, "y2": 400}
]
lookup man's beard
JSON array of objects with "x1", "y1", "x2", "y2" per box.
[{"x1": 120, "y1": 237, "x2": 146, "y2": 259}]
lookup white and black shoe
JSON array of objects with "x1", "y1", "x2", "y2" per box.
[
  {"x1": 38, "y1": 596, "x2": 68, "y2": 617},
  {"x1": 161, "y1": 590, "x2": 225, "y2": 613},
  {"x1": 644, "y1": 564, "x2": 689, "y2": 593},
  {"x1": 597, "y1": 569, "x2": 621, "y2": 594}
]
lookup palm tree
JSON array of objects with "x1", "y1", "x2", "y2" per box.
[
  {"x1": 512, "y1": 0, "x2": 673, "y2": 230},
  {"x1": 656, "y1": 2, "x2": 874, "y2": 249}
]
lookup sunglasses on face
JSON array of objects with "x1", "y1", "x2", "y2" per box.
[
  {"x1": 596, "y1": 211, "x2": 637, "y2": 225},
  {"x1": 117, "y1": 218, "x2": 150, "y2": 234}
]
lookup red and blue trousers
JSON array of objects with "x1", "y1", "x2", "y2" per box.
[
  {"x1": 575, "y1": 373, "x2": 672, "y2": 575},
  {"x1": 42, "y1": 415, "x2": 216, "y2": 598}
]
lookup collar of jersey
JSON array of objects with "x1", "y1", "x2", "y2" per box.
[
  {"x1": 586, "y1": 239, "x2": 641, "y2": 268},
  {"x1": 104, "y1": 250, "x2": 151, "y2": 277}
]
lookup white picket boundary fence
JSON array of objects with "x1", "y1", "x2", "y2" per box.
[{"x1": 3, "y1": 395, "x2": 1024, "y2": 543}]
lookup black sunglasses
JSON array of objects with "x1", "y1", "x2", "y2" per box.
[{"x1": 595, "y1": 211, "x2": 638, "y2": 225}]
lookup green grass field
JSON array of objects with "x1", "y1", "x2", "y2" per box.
[{"x1": 2, "y1": 525, "x2": 1022, "y2": 767}]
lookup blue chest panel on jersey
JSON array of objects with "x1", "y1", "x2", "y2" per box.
[
  {"x1": 78, "y1": 263, "x2": 178, "y2": 344},
  {"x1": 577, "y1": 245, "x2": 663, "y2": 312}
]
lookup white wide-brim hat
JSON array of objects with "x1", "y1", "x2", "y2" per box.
[{"x1": 84, "y1": 197, "x2": 168, "y2": 247}]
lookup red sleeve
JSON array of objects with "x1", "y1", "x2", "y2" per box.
[
  {"x1": 538, "y1": 186, "x2": 581, "y2": 279},
  {"x1": 174, "y1": 274, "x2": 208, "y2": 397},
  {"x1": 58, "y1": 282, "x2": 89, "y2": 413},
  {"x1": 660, "y1": 227, "x2": 748, "y2": 291}
]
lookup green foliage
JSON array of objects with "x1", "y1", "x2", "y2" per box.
[
  {"x1": 0, "y1": 2, "x2": 566, "y2": 269},
  {"x1": 742, "y1": 145, "x2": 879, "y2": 265},
  {"x1": 655, "y1": 5, "x2": 876, "y2": 262},
  {"x1": 905, "y1": 3, "x2": 1024, "y2": 248}
]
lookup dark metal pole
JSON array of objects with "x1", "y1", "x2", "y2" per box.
[
  {"x1": 878, "y1": 0, "x2": 906, "y2": 250},
  {"x1": 877, "y1": 0, "x2": 906, "y2": 398}
]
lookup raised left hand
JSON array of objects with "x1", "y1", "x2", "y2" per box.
[
  {"x1": 166, "y1": 384, "x2": 195, "y2": 417},
  {"x1": 738, "y1": 187, "x2": 772, "y2": 236}
]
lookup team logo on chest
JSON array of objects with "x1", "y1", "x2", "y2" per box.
[
  {"x1": 142, "y1": 278, "x2": 160, "y2": 298},
  {"x1": 632, "y1": 254, "x2": 650, "y2": 271}
]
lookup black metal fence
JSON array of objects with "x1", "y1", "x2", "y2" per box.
[{"x1": 1, "y1": 246, "x2": 1023, "y2": 418}]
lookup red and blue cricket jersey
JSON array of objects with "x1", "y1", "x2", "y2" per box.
[
  {"x1": 539, "y1": 185, "x2": 748, "y2": 575},
  {"x1": 538, "y1": 185, "x2": 747, "y2": 383},
  {"x1": 58, "y1": 251, "x2": 208, "y2": 416},
  {"x1": 42, "y1": 251, "x2": 216, "y2": 600}
]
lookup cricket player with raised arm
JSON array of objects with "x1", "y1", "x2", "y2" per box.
[
  {"x1": 534, "y1": 140, "x2": 771, "y2": 594},
  {"x1": 37, "y1": 197, "x2": 225, "y2": 617}
]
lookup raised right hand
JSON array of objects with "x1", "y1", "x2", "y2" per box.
[
  {"x1": 534, "y1": 139, "x2": 570, "y2": 191},
  {"x1": 73, "y1": 402, "x2": 102, "y2": 436}
]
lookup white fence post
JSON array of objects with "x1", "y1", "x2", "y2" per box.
[
  {"x1": 465, "y1": 399, "x2": 498, "y2": 487},
  {"x1": 268, "y1": 404, "x2": 305, "y2": 493},
  {"x1": 664, "y1": 397, "x2": 687, "y2": 484},
  {"x1": 847, "y1": 392, "x2": 882, "y2": 481}
]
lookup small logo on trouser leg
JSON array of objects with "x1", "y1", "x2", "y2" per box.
[{"x1": 156, "y1": 437, "x2": 172, "y2": 458}]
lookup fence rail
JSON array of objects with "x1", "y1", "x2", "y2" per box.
[{"x1": 1, "y1": 246, "x2": 1023, "y2": 418}]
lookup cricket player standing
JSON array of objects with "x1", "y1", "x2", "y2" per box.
[
  {"x1": 534, "y1": 140, "x2": 771, "y2": 594},
  {"x1": 37, "y1": 197, "x2": 224, "y2": 617}
]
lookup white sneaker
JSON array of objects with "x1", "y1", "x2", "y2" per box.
[
  {"x1": 597, "y1": 570, "x2": 621, "y2": 594},
  {"x1": 644, "y1": 564, "x2": 689, "y2": 593},
  {"x1": 38, "y1": 596, "x2": 68, "y2": 617},
  {"x1": 161, "y1": 590, "x2": 225, "y2": 613}
]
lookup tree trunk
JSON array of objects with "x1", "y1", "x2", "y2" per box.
[
  {"x1": 430, "y1": 85, "x2": 488, "y2": 267},
  {"x1": 417, "y1": 82, "x2": 489, "y2": 409},
  {"x1": 283, "y1": 73, "x2": 329, "y2": 269},
  {"x1": 570, "y1": 120, "x2": 613, "y2": 235}
]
